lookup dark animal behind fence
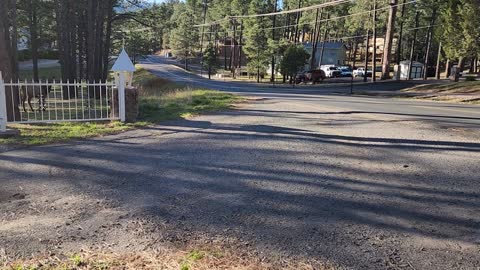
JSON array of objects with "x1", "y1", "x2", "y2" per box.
[{"x1": 20, "y1": 83, "x2": 53, "y2": 112}]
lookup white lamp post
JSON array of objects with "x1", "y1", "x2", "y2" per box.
[{"x1": 111, "y1": 48, "x2": 135, "y2": 122}]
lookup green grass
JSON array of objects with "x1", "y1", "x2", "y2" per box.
[
  {"x1": 135, "y1": 67, "x2": 242, "y2": 122},
  {"x1": 1, "y1": 68, "x2": 241, "y2": 146},
  {"x1": 18, "y1": 66, "x2": 62, "y2": 81},
  {"x1": 0, "y1": 122, "x2": 137, "y2": 145}
]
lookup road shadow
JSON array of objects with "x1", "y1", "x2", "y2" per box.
[{"x1": 1, "y1": 119, "x2": 479, "y2": 268}]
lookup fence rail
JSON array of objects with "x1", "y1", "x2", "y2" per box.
[{"x1": 0, "y1": 72, "x2": 126, "y2": 132}]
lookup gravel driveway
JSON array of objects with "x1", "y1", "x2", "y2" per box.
[{"x1": 1, "y1": 96, "x2": 480, "y2": 269}]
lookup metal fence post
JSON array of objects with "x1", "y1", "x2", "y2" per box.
[
  {"x1": 118, "y1": 73, "x2": 126, "y2": 122},
  {"x1": 0, "y1": 72, "x2": 7, "y2": 132}
]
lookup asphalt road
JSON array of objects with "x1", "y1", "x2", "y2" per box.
[{"x1": 1, "y1": 56, "x2": 479, "y2": 269}]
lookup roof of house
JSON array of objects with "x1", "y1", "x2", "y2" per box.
[
  {"x1": 400, "y1": 60, "x2": 424, "y2": 67},
  {"x1": 303, "y1": 42, "x2": 347, "y2": 50}
]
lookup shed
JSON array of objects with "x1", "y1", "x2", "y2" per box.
[{"x1": 399, "y1": 60, "x2": 424, "y2": 80}]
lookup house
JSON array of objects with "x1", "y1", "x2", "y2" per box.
[
  {"x1": 303, "y1": 41, "x2": 347, "y2": 68},
  {"x1": 216, "y1": 37, "x2": 246, "y2": 70}
]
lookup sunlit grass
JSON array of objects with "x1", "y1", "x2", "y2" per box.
[
  {"x1": 0, "y1": 121, "x2": 140, "y2": 145},
  {"x1": 134, "y1": 67, "x2": 242, "y2": 122}
]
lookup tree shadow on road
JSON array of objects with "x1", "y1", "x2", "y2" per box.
[{"x1": 1, "y1": 118, "x2": 479, "y2": 268}]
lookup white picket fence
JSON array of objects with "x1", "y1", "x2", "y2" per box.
[{"x1": 0, "y1": 72, "x2": 126, "y2": 132}]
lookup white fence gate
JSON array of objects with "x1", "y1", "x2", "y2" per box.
[{"x1": 0, "y1": 72, "x2": 126, "y2": 132}]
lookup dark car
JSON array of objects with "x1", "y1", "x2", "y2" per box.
[
  {"x1": 338, "y1": 66, "x2": 353, "y2": 77},
  {"x1": 305, "y1": 70, "x2": 326, "y2": 84},
  {"x1": 291, "y1": 72, "x2": 307, "y2": 84}
]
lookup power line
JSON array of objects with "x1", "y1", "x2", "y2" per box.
[
  {"x1": 198, "y1": 0, "x2": 416, "y2": 33},
  {"x1": 199, "y1": 23, "x2": 442, "y2": 48},
  {"x1": 194, "y1": 0, "x2": 351, "y2": 27}
]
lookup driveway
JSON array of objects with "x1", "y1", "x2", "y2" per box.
[{"x1": 1, "y1": 58, "x2": 479, "y2": 269}]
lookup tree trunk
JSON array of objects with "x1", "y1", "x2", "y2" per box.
[
  {"x1": 423, "y1": 9, "x2": 436, "y2": 80},
  {"x1": 310, "y1": 9, "x2": 321, "y2": 70},
  {"x1": 364, "y1": 28, "x2": 370, "y2": 82},
  {"x1": 372, "y1": 0, "x2": 377, "y2": 82},
  {"x1": 224, "y1": 32, "x2": 227, "y2": 70},
  {"x1": 270, "y1": 0, "x2": 277, "y2": 82},
  {"x1": 352, "y1": 38, "x2": 358, "y2": 68},
  {"x1": 445, "y1": 59, "x2": 451, "y2": 78},
  {"x1": 103, "y1": 0, "x2": 114, "y2": 81},
  {"x1": 293, "y1": 0, "x2": 302, "y2": 43},
  {"x1": 29, "y1": 0, "x2": 40, "y2": 81},
  {"x1": 238, "y1": 21, "x2": 243, "y2": 68},
  {"x1": 185, "y1": 54, "x2": 188, "y2": 70},
  {"x1": 381, "y1": 0, "x2": 398, "y2": 80},
  {"x1": 0, "y1": 1, "x2": 20, "y2": 121},
  {"x1": 319, "y1": 14, "x2": 329, "y2": 68},
  {"x1": 395, "y1": 0, "x2": 406, "y2": 64},
  {"x1": 458, "y1": 57, "x2": 465, "y2": 71},
  {"x1": 407, "y1": 11, "x2": 419, "y2": 80}
]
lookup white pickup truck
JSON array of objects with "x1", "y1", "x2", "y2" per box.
[
  {"x1": 320, "y1": 65, "x2": 341, "y2": 78},
  {"x1": 353, "y1": 68, "x2": 373, "y2": 78}
]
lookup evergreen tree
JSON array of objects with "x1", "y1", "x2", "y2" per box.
[
  {"x1": 279, "y1": 45, "x2": 309, "y2": 85},
  {"x1": 169, "y1": 4, "x2": 200, "y2": 70},
  {"x1": 243, "y1": 0, "x2": 270, "y2": 82},
  {"x1": 202, "y1": 43, "x2": 218, "y2": 79}
]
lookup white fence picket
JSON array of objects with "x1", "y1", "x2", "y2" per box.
[{"x1": 0, "y1": 72, "x2": 124, "y2": 125}]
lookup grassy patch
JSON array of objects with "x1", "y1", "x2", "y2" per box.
[
  {"x1": 18, "y1": 66, "x2": 62, "y2": 81},
  {"x1": 134, "y1": 67, "x2": 242, "y2": 122},
  {"x1": 0, "y1": 122, "x2": 140, "y2": 146},
  {"x1": 2, "y1": 68, "x2": 241, "y2": 146},
  {"x1": 2, "y1": 248, "x2": 335, "y2": 270}
]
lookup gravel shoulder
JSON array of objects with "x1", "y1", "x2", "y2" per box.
[{"x1": 1, "y1": 96, "x2": 480, "y2": 269}]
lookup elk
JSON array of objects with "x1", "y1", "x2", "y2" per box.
[{"x1": 20, "y1": 83, "x2": 53, "y2": 113}]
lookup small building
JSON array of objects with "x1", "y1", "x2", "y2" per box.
[
  {"x1": 303, "y1": 42, "x2": 347, "y2": 68},
  {"x1": 398, "y1": 60, "x2": 424, "y2": 80}
]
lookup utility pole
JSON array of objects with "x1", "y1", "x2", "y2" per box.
[
  {"x1": 270, "y1": 0, "x2": 278, "y2": 83},
  {"x1": 224, "y1": 31, "x2": 227, "y2": 70},
  {"x1": 381, "y1": 0, "x2": 398, "y2": 80},
  {"x1": 294, "y1": 0, "x2": 303, "y2": 43},
  {"x1": 238, "y1": 21, "x2": 243, "y2": 69},
  {"x1": 407, "y1": 11, "x2": 420, "y2": 80},
  {"x1": 319, "y1": 13, "x2": 329, "y2": 69},
  {"x1": 199, "y1": 0, "x2": 208, "y2": 76},
  {"x1": 372, "y1": 0, "x2": 377, "y2": 82},
  {"x1": 364, "y1": 28, "x2": 370, "y2": 83},
  {"x1": 423, "y1": 9, "x2": 436, "y2": 80},
  {"x1": 230, "y1": 19, "x2": 236, "y2": 73},
  {"x1": 396, "y1": 0, "x2": 406, "y2": 64},
  {"x1": 435, "y1": 42, "x2": 442, "y2": 80},
  {"x1": 310, "y1": 8, "x2": 321, "y2": 70}
]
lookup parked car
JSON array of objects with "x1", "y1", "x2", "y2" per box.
[
  {"x1": 353, "y1": 67, "x2": 372, "y2": 78},
  {"x1": 291, "y1": 72, "x2": 307, "y2": 84},
  {"x1": 320, "y1": 65, "x2": 342, "y2": 78},
  {"x1": 305, "y1": 70, "x2": 326, "y2": 84},
  {"x1": 338, "y1": 66, "x2": 353, "y2": 77}
]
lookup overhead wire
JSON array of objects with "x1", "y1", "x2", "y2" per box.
[{"x1": 199, "y1": 0, "x2": 417, "y2": 34}]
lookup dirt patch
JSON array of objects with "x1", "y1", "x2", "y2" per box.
[
  {"x1": 355, "y1": 81, "x2": 480, "y2": 104},
  {"x1": 400, "y1": 81, "x2": 480, "y2": 103}
]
